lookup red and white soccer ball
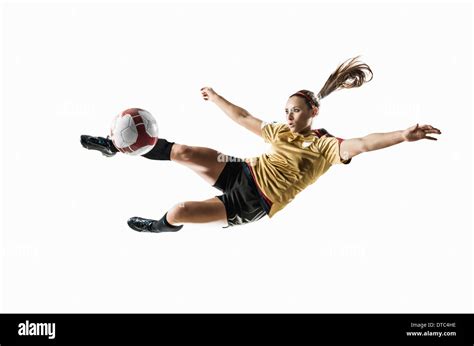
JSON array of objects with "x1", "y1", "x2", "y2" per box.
[{"x1": 110, "y1": 108, "x2": 159, "y2": 155}]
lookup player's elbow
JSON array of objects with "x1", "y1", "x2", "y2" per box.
[
  {"x1": 235, "y1": 110, "x2": 251, "y2": 124},
  {"x1": 359, "y1": 138, "x2": 369, "y2": 154}
]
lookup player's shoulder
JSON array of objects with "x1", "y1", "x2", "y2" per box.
[
  {"x1": 312, "y1": 128, "x2": 334, "y2": 138},
  {"x1": 313, "y1": 128, "x2": 345, "y2": 145},
  {"x1": 261, "y1": 121, "x2": 288, "y2": 131}
]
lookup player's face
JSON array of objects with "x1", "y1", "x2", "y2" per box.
[{"x1": 285, "y1": 96, "x2": 317, "y2": 133}]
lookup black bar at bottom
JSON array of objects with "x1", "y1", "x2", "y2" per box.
[{"x1": 0, "y1": 313, "x2": 473, "y2": 345}]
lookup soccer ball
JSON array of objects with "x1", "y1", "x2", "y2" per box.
[{"x1": 110, "y1": 108, "x2": 158, "y2": 155}]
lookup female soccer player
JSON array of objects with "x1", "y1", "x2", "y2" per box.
[{"x1": 81, "y1": 57, "x2": 441, "y2": 233}]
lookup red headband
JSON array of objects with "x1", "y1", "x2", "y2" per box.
[{"x1": 294, "y1": 91, "x2": 319, "y2": 108}]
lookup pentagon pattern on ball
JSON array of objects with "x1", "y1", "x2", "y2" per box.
[{"x1": 110, "y1": 108, "x2": 159, "y2": 155}]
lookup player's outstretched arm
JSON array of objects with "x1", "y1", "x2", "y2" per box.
[
  {"x1": 340, "y1": 124, "x2": 442, "y2": 161},
  {"x1": 200, "y1": 87, "x2": 263, "y2": 137}
]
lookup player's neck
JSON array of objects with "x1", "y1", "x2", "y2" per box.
[{"x1": 297, "y1": 126, "x2": 313, "y2": 136}]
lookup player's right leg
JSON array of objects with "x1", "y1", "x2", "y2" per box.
[
  {"x1": 80, "y1": 135, "x2": 118, "y2": 157},
  {"x1": 80, "y1": 135, "x2": 227, "y2": 186},
  {"x1": 142, "y1": 141, "x2": 230, "y2": 186},
  {"x1": 168, "y1": 144, "x2": 228, "y2": 186}
]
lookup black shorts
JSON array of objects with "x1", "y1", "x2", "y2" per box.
[{"x1": 213, "y1": 160, "x2": 271, "y2": 228}]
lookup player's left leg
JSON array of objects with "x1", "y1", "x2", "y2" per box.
[
  {"x1": 167, "y1": 197, "x2": 227, "y2": 225},
  {"x1": 127, "y1": 197, "x2": 227, "y2": 232}
]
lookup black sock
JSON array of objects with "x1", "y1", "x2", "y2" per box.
[
  {"x1": 141, "y1": 138, "x2": 175, "y2": 160},
  {"x1": 155, "y1": 212, "x2": 183, "y2": 232}
]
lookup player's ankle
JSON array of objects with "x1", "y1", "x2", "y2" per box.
[
  {"x1": 141, "y1": 139, "x2": 174, "y2": 160},
  {"x1": 106, "y1": 137, "x2": 119, "y2": 153},
  {"x1": 158, "y1": 213, "x2": 183, "y2": 232}
]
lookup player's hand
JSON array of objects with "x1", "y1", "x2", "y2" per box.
[
  {"x1": 200, "y1": 87, "x2": 219, "y2": 102},
  {"x1": 402, "y1": 123, "x2": 442, "y2": 142}
]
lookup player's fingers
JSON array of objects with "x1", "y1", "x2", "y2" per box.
[
  {"x1": 425, "y1": 129, "x2": 440, "y2": 134},
  {"x1": 420, "y1": 126, "x2": 433, "y2": 133},
  {"x1": 424, "y1": 135, "x2": 437, "y2": 140},
  {"x1": 424, "y1": 125, "x2": 440, "y2": 133}
]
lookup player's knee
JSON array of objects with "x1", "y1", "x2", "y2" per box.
[{"x1": 174, "y1": 145, "x2": 194, "y2": 162}]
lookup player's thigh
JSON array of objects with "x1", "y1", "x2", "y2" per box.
[{"x1": 171, "y1": 144, "x2": 228, "y2": 184}]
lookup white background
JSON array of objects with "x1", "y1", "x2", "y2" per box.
[{"x1": 2, "y1": 1, "x2": 472, "y2": 313}]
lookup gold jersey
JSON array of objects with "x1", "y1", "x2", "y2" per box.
[{"x1": 246, "y1": 122, "x2": 351, "y2": 218}]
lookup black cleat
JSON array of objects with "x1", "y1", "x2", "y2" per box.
[
  {"x1": 128, "y1": 215, "x2": 183, "y2": 233},
  {"x1": 80, "y1": 135, "x2": 118, "y2": 157},
  {"x1": 127, "y1": 217, "x2": 160, "y2": 233}
]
